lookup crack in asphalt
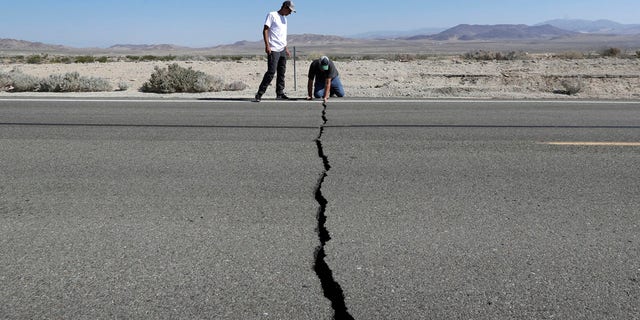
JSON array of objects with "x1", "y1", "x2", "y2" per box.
[
  {"x1": 5, "y1": 123, "x2": 640, "y2": 130},
  {"x1": 313, "y1": 102, "x2": 355, "y2": 320}
]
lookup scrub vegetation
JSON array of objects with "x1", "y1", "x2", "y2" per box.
[
  {"x1": 0, "y1": 69, "x2": 112, "y2": 92},
  {"x1": 140, "y1": 63, "x2": 225, "y2": 93},
  {"x1": 1, "y1": 62, "x2": 247, "y2": 93},
  {"x1": 1, "y1": 54, "x2": 259, "y2": 64}
]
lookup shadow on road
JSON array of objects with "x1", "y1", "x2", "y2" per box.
[{"x1": 197, "y1": 98, "x2": 253, "y2": 102}]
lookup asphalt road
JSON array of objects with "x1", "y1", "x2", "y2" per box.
[{"x1": 1, "y1": 98, "x2": 639, "y2": 319}]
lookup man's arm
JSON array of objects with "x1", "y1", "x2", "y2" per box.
[
  {"x1": 307, "y1": 78, "x2": 314, "y2": 99},
  {"x1": 307, "y1": 63, "x2": 316, "y2": 99},
  {"x1": 323, "y1": 77, "x2": 331, "y2": 103},
  {"x1": 263, "y1": 25, "x2": 271, "y2": 54}
]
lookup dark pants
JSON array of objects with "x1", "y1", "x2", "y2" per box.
[
  {"x1": 313, "y1": 76, "x2": 345, "y2": 98},
  {"x1": 257, "y1": 50, "x2": 286, "y2": 96}
]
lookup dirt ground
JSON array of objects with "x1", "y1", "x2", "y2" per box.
[{"x1": 2, "y1": 57, "x2": 639, "y2": 99}]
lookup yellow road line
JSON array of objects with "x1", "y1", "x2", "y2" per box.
[{"x1": 542, "y1": 142, "x2": 640, "y2": 146}]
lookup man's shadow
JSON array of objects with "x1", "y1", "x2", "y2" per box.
[
  {"x1": 197, "y1": 98, "x2": 252, "y2": 101},
  {"x1": 198, "y1": 98, "x2": 300, "y2": 101}
]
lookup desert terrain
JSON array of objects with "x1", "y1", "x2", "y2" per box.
[
  {"x1": 2, "y1": 33, "x2": 640, "y2": 100},
  {"x1": 2, "y1": 56, "x2": 639, "y2": 100}
]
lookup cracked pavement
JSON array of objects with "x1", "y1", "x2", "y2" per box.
[
  {"x1": 1, "y1": 98, "x2": 640, "y2": 319},
  {"x1": 313, "y1": 102, "x2": 355, "y2": 320}
]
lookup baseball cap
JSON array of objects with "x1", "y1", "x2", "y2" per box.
[
  {"x1": 283, "y1": 1, "x2": 296, "y2": 12},
  {"x1": 320, "y1": 56, "x2": 330, "y2": 71}
]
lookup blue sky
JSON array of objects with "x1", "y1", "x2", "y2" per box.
[{"x1": 1, "y1": 0, "x2": 639, "y2": 48}]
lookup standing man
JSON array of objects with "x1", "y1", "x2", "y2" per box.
[
  {"x1": 254, "y1": 1, "x2": 296, "y2": 102},
  {"x1": 307, "y1": 56, "x2": 345, "y2": 103}
]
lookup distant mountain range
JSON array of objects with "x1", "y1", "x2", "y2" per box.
[
  {"x1": 538, "y1": 19, "x2": 640, "y2": 35},
  {"x1": 350, "y1": 19, "x2": 640, "y2": 40},
  {"x1": 0, "y1": 38, "x2": 68, "y2": 51},
  {"x1": 1, "y1": 19, "x2": 639, "y2": 52},
  {"x1": 207, "y1": 34, "x2": 364, "y2": 52},
  {"x1": 405, "y1": 24, "x2": 577, "y2": 41},
  {"x1": 349, "y1": 28, "x2": 447, "y2": 40},
  {"x1": 108, "y1": 44, "x2": 190, "y2": 51}
]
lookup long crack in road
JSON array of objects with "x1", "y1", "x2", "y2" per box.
[{"x1": 313, "y1": 102, "x2": 355, "y2": 320}]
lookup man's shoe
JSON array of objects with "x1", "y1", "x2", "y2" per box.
[
  {"x1": 253, "y1": 94, "x2": 262, "y2": 102},
  {"x1": 276, "y1": 94, "x2": 290, "y2": 100}
]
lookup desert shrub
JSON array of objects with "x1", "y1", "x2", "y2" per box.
[
  {"x1": 463, "y1": 50, "x2": 526, "y2": 61},
  {"x1": 554, "y1": 51, "x2": 585, "y2": 59},
  {"x1": 12, "y1": 55, "x2": 25, "y2": 62},
  {"x1": 38, "y1": 72, "x2": 112, "y2": 92},
  {"x1": 0, "y1": 72, "x2": 12, "y2": 90},
  {"x1": 216, "y1": 55, "x2": 244, "y2": 62},
  {"x1": 554, "y1": 78, "x2": 584, "y2": 95},
  {"x1": 602, "y1": 47, "x2": 622, "y2": 57},
  {"x1": 393, "y1": 54, "x2": 416, "y2": 62},
  {"x1": 224, "y1": 80, "x2": 247, "y2": 91},
  {"x1": 141, "y1": 63, "x2": 224, "y2": 93},
  {"x1": 208, "y1": 55, "x2": 252, "y2": 62},
  {"x1": 0, "y1": 69, "x2": 40, "y2": 91},
  {"x1": 636, "y1": 50, "x2": 640, "y2": 58},
  {"x1": 182, "y1": 55, "x2": 208, "y2": 62},
  {"x1": 5, "y1": 55, "x2": 115, "y2": 64},
  {"x1": 117, "y1": 81, "x2": 130, "y2": 91},
  {"x1": 501, "y1": 51, "x2": 525, "y2": 60},
  {"x1": 26, "y1": 54, "x2": 45, "y2": 64},
  {"x1": 51, "y1": 56, "x2": 73, "y2": 64},
  {"x1": 74, "y1": 55, "x2": 96, "y2": 63},
  {"x1": 1, "y1": 69, "x2": 112, "y2": 92},
  {"x1": 144, "y1": 55, "x2": 176, "y2": 62},
  {"x1": 563, "y1": 79, "x2": 583, "y2": 95}
]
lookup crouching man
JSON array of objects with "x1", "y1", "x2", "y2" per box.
[{"x1": 306, "y1": 56, "x2": 345, "y2": 103}]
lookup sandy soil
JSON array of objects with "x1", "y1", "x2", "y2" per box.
[{"x1": 2, "y1": 57, "x2": 639, "y2": 100}]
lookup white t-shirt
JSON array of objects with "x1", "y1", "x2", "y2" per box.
[{"x1": 264, "y1": 11, "x2": 288, "y2": 52}]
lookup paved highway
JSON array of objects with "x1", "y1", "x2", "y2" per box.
[{"x1": 1, "y1": 98, "x2": 639, "y2": 319}]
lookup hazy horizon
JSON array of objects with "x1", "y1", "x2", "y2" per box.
[{"x1": 2, "y1": 0, "x2": 639, "y2": 48}]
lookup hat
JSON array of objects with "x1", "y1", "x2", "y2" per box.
[
  {"x1": 283, "y1": 1, "x2": 296, "y2": 12},
  {"x1": 320, "y1": 56, "x2": 329, "y2": 71}
]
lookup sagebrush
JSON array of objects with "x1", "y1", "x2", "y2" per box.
[
  {"x1": 225, "y1": 80, "x2": 247, "y2": 91},
  {"x1": 602, "y1": 47, "x2": 622, "y2": 57},
  {"x1": 0, "y1": 69, "x2": 112, "y2": 92},
  {"x1": 39, "y1": 72, "x2": 112, "y2": 92},
  {"x1": 553, "y1": 78, "x2": 584, "y2": 96},
  {"x1": 554, "y1": 51, "x2": 585, "y2": 59},
  {"x1": 463, "y1": 50, "x2": 527, "y2": 61},
  {"x1": 141, "y1": 63, "x2": 225, "y2": 93},
  {"x1": 1, "y1": 69, "x2": 40, "y2": 91},
  {"x1": 140, "y1": 63, "x2": 247, "y2": 93}
]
